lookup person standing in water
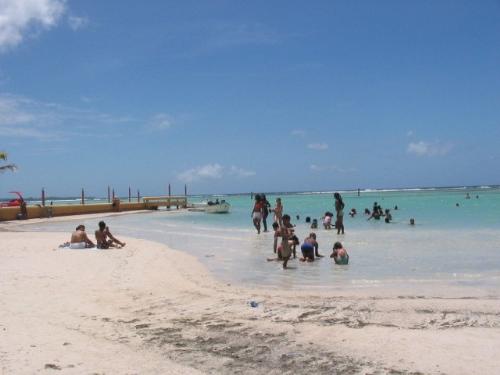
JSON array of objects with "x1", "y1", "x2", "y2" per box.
[
  {"x1": 261, "y1": 194, "x2": 271, "y2": 232},
  {"x1": 251, "y1": 194, "x2": 264, "y2": 234},
  {"x1": 273, "y1": 197, "x2": 283, "y2": 224},
  {"x1": 334, "y1": 192, "x2": 345, "y2": 234}
]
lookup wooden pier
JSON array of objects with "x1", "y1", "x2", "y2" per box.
[{"x1": 143, "y1": 196, "x2": 187, "y2": 210}]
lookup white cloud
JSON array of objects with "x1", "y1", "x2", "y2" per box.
[
  {"x1": 177, "y1": 163, "x2": 224, "y2": 183},
  {"x1": 291, "y1": 129, "x2": 306, "y2": 137},
  {"x1": 407, "y1": 141, "x2": 453, "y2": 157},
  {"x1": 310, "y1": 164, "x2": 352, "y2": 173},
  {"x1": 229, "y1": 165, "x2": 256, "y2": 177},
  {"x1": 0, "y1": 0, "x2": 66, "y2": 51},
  {"x1": 307, "y1": 143, "x2": 328, "y2": 150},
  {"x1": 407, "y1": 130, "x2": 414, "y2": 137},
  {"x1": 148, "y1": 113, "x2": 173, "y2": 131},
  {"x1": 0, "y1": 93, "x2": 134, "y2": 140},
  {"x1": 67, "y1": 15, "x2": 87, "y2": 31},
  {"x1": 177, "y1": 164, "x2": 255, "y2": 182}
]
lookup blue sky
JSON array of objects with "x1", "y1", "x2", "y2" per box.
[{"x1": 0, "y1": 0, "x2": 499, "y2": 197}]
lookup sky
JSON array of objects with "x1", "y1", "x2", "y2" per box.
[{"x1": 0, "y1": 0, "x2": 499, "y2": 197}]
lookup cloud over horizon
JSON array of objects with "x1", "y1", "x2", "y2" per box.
[
  {"x1": 177, "y1": 163, "x2": 255, "y2": 182},
  {"x1": 307, "y1": 143, "x2": 328, "y2": 150},
  {"x1": 0, "y1": 0, "x2": 66, "y2": 51},
  {"x1": 407, "y1": 141, "x2": 453, "y2": 157}
]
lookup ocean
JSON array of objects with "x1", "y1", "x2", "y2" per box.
[{"x1": 21, "y1": 187, "x2": 500, "y2": 294}]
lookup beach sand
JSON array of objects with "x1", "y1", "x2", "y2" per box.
[{"x1": 1, "y1": 230, "x2": 500, "y2": 374}]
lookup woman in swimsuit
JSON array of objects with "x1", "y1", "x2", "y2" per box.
[{"x1": 334, "y1": 192, "x2": 345, "y2": 234}]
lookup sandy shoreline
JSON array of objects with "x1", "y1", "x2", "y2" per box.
[{"x1": 1, "y1": 228, "x2": 500, "y2": 374}]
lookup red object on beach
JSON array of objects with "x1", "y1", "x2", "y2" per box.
[{"x1": 0, "y1": 191, "x2": 24, "y2": 207}]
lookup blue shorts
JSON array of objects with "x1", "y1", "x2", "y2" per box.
[{"x1": 301, "y1": 243, "x2": 314, "y2": 259}]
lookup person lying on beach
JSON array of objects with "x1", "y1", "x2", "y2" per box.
[
  {"x1": 330, "y1": 241, "x2": 349, "y2": 265},
  {"x1": 95, "y1": 221, "x2": 126, "y2": 249},
  {"x1": 70, "y1": 224, "x2": 95, "y2": 249},
  {"x1": 299, "y1": 233, "x2": 323, "y2": 262}
]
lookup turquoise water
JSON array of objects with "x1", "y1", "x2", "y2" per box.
[{"x1": 23, "y1": 187, "x2": 500, "y2": 293}]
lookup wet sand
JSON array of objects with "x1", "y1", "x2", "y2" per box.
[{"x1": 1, "y1": 230, "x2": 499, "y2": 374}]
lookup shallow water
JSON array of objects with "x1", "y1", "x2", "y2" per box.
[{"x1": 23, "y1": 188, "x2": 500, "y2": 293}]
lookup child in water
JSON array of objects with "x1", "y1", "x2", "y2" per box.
[
  {"x1": 299, "y1": 233, "x2": 323, "y2": 262},
  {"x1": 330, "y1": 241, "x2": 349, "y2": 265}
]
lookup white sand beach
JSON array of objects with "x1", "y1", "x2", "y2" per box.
[{"x1": 1, "y1": 230, "x2": 500, "y2": 374}]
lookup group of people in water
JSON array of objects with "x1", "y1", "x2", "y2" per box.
[
  {"x1": 69, "y1": 221, "x2": 126, "y2": 249},
  {"x1": 252, "y1": 193, "x2": 349, "y2": 269}
]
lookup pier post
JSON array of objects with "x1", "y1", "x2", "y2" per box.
[
  {"x1": 41, "y1": 188, "x2": 45, "y2": 206},
  {"x1": 112, "y1": 189, "x2": 115, "y2": 201},
  {"x1": 107, "y1": 186, "x2": 111, "y2": 203},
  {"x1": 184, "y1": 184, "x2": 187, "y2": 196},
  {"x1": 137, "y1": 189, "x2": 140, "y2": 203},
  {"x1": 81, "y1": 188, "x2": 85, "y2": 205},
  {"x1": 128, "y1": 186, "x2": 131, "y2": 202}
]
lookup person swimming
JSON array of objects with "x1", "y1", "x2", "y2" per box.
[
  {"x1": 330, "y1": 241, "x2": 349, "y2": 265},
  {"x1": 384, "y1": 209, "x2": 392, "y2": 223},
  {"x1": 311, "y1": 218, "x2": 318, "y2": 229}
]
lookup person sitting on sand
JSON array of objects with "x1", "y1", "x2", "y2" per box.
[
  {"x1": 330, "y1": 241, "x2": 349, "y2": 265},
  {"x1": 300, "y1": 233, "x2": 323, "y2": 262},
  {"x1": 95, "y1": 221, "x2": 126, "y2": 249},
  {"x1": 70, "y1": 224, "x2": 95, "y2": 249}
]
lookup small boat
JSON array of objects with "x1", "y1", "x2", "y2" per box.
[
  {"x1": 205, "y1": 200, "x2": 230, "y2": 214},
  {"x1": 188, "y1": 199, "x2": 231, "y2": 214},
  {"x1": 0, "y1": 191, "x2": 24, "y2": 208}
]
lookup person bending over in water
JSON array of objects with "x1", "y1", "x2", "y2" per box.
[
  {"x1": 95, "y1": 221, "x2": 126, "y2": 249},
  {"x1": 330, "y1": 241, "x2": 349, "y2": 265},
  {"x1": 70, "y1": 224, "x2": 95, "y2": 249},
  {"x1": 300, "y1": 233, "x2": 323, "y2": 262}
]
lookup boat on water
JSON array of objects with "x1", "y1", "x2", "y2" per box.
[
  {"x1": 205, "y1": 200, "x2": 230, "y2": 213},
  {"x1": 0, "y1": 192, "x2": 24, "y2": 208},
  {"x1": 188, "y1": 199, "x2": 231, "y2": 214}
]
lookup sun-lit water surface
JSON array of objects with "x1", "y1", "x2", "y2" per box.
[{"x1": 22, "y1": 188, "x2": 500, "y2": 293}]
